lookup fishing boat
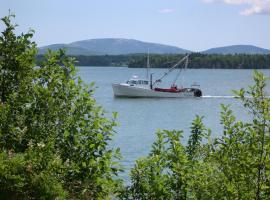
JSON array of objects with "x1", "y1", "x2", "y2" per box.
[{"x1": 112, "y1": 54, "x2": 202, "y2": 98}]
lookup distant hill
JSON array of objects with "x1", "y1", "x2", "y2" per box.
[
  {"x1": 202, "y1": 45, "x2": 270, "y2": 55},
  {"x1": 38, "y1": 44, "x2": 101, "y2": 55},
  {"x1": 39, "y1": 40, "x2": 270, "y2": 55},
  {"x1": 38, "y1": 38, "x2": 190, "y2": 55}
]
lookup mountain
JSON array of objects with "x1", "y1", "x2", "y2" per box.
[
  {"x1": 202, "y1": 45, "x2": 270, "y2": 55},
  {"x1": 38, "y1": 44, "x2": 102, "y2": 55},
  {"x1": 38, "y1": 38, "x2": 190, "y2": 55},
  {"x1": 39, "y1": 40, "x2": 270, "y2": 55}
]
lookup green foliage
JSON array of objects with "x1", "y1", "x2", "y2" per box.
[
  {"x1": 0, "y1": 14, "x2": 122, "y2": 199},
  {"x1": 125, "y1": 70, "x2": 270, "y2": 199},
  {"x1": 124, "y1": 130, "x2": 188, "y2": 200},
  {"x1": 186, "y1": 115, "x2": 209, "y2": 161},
  {"x1": 0, "y1": 145, "x2": 67, "y2": 200}
]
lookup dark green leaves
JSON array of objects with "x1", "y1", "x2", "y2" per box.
[
  {"x1": 126, "y1": 71, "x2": 270, "y2": 200},
  {"x1": 0, "y1": 13, "x2": 122, "y2": 199}
]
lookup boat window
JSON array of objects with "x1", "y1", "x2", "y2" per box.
[
  {"x1": 131, "y1": 80, "x2": 137, "y2": 84},
  {"x1": 144, "y1": 81, "x2": 148, "y2": 85}
]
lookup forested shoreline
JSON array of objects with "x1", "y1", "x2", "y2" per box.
[{"x1": 36, "y1": 53, "x2": 270, "y2": 69}]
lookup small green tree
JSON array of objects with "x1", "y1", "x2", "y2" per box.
[
  {"x1": 125, "y1": 130, "x2": 191, "y2": 200},
  {"x1": 208, "y1": 71, "x2": 270, "y2": 199},
  {"x1": 125, "y1": 70, "x2": 270, "y2": 200},
  {"x1": 0, "y1": 14, "x2": 122, "y2": 199}
]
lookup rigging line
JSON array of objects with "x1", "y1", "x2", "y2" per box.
[
  {"x1": 172, "y1": 55, "x2": 189, "y2": 85},
  {"x1": 153, "y1": 54, "x2": 189, "y2": 86},
  {"x1": 180, "y1": 55, "x2": 189, "y2": 87},
  {"x1": 172, "y1": 55, "x2": 189, "y2": 86},
  {"x1": 172, "y1": 65, "x2": 183, "y2": 85}
]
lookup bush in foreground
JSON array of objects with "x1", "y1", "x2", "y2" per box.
[
  {"x1": 0, "y1": 14, "x2": 122, "y2": 199},
  {"x1": 124, "y1": 70, "x2": 270, "y2": 200}
]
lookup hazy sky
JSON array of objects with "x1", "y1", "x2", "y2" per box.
[{"x1": 0, "y1": 0, "x2": 270, "y2": 51}]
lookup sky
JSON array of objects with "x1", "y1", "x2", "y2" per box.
[{"x1": 0, "y1": 0, "x2": 270, "y2": 51}]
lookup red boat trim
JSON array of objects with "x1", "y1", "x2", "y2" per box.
[{"x1": 154, "y1": 87, "x2": 181, "y2": 93}]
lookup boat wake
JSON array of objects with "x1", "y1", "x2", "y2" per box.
[
  {"x1": 203, "y1": 95, "x2": 270, "y2": 99},
  {"x1": 202, "y1": 95, "x2": 236, "y2": 99}
]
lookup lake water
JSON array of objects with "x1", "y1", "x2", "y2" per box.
[{"x1": 77, "y1": 67, "x2": 270, "y2": 181}]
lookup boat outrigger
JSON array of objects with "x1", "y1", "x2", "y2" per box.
[{"x1": 112, "y1": 54, "x2": 202, "y2": 98}]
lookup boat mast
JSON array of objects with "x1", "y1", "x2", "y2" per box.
[
  {"x1": 146, "y1": 50, "x2": 150, "y2": 80},
  {"x1": 150, "y1": 73, "x2": 153, "y2": 89}
]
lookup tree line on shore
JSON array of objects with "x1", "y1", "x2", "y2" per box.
[
  {"x1": 36, "y1": 53, "x2": 270, "y2": 69},
  {"x1": 1, "y1": 14, "x2": 270, "y2": 199}
]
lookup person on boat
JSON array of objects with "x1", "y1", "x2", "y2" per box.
[{"x1": 171, "y1": 84, "x2": 177, "y2": 90}]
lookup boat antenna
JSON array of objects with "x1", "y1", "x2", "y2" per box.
[
  {"x1": 153, "y1": 54, "x2": 189, "y2": 86},
  {"x1": 146, "y1": 50, "x2": 150, "y2": 80}
]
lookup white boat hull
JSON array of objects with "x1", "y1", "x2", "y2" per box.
[{"x1": 112, "y1": 84, "x2": 197, "y2": 98}]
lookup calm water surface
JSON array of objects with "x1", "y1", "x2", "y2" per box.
[{"x1": 78, "y1": 67, "x2": 270, "y2": 180}]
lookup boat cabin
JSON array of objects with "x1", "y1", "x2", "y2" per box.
[
  {"x1": 126, "y1": 79, "x2": 149, "y2": 85},
  {"x1": 125, "y1": 76, "x2": 150, "y2": 88}
]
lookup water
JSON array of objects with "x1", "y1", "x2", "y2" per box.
[{"x1": 77, "y1": 67, "x2": 270, "y2": 180}]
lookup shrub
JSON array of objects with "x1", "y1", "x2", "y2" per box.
[
  {"x1": 125, "y1": 71, "x2": 270, "y2": 200},
  {"x1": 0, "y1": 14, "x2": 122, "y2": 199}
]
